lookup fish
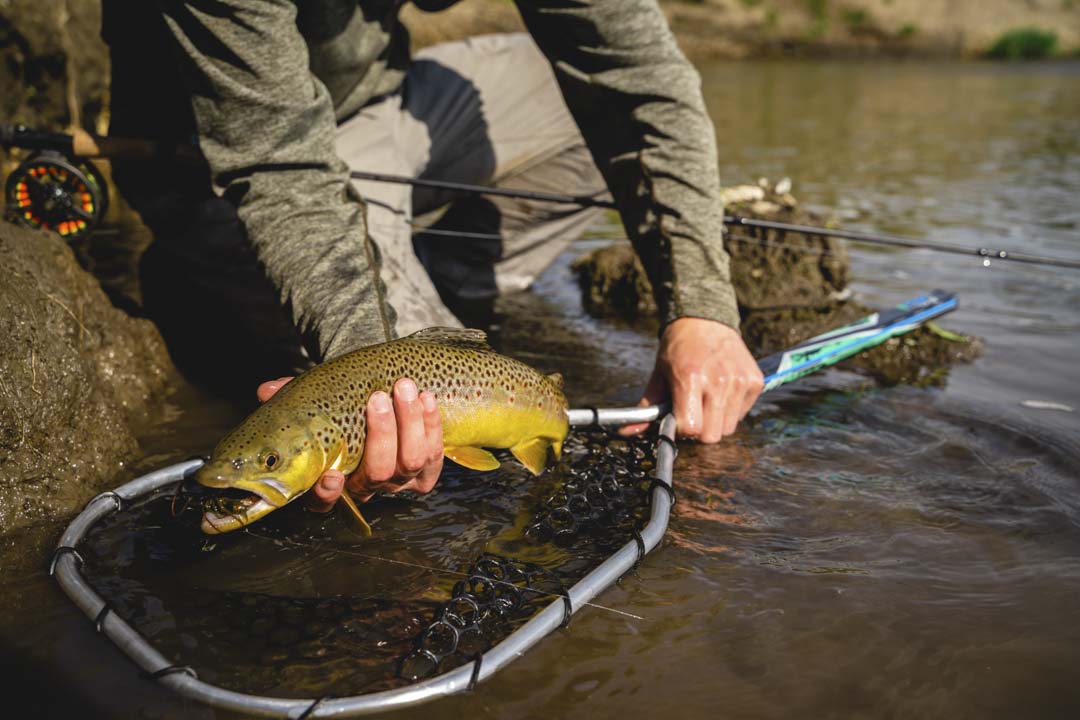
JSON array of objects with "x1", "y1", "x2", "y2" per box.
[{"x1": 194, "y1": 327, "x2": 569, "y2": 535}]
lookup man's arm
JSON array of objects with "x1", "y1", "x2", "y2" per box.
[
  {"x1": 160, "y1": 0, "x2": 444, "y2": 510},
  {"x1": 515, "y1": 0, "x2": 737, "y2": 331},
  {"x1": 517, "y1": 0, "x2": 763, "y2": 441},
  {"x1": 158, "y1": 0, "x2": 394, "y2": 358}
]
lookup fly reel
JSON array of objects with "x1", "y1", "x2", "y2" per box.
[{"x1": 4, "y1": 150, "x2": 108, "y2": 239}]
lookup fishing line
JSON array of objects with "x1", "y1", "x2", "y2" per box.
[
  {"x1": 350, "y1": 169, "x2": 1080, "y2": 271},
  {"x1": 239, "y1": 527, "x2": 645, "y2": 621},
  {"x1": 367, "y1": 211, "x2": 1066, "y2": 279}
]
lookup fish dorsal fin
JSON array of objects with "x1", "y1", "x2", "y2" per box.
[
  {"x1": 407, "y1": 327, "x2": 492, "y2": 351},
  {"x1": 547, "y1": 372, "x2": 564, "y2": 389}
]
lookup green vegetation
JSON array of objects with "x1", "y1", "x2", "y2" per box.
[
  {"x1": 739, "y1": 0, "x2": 764, "y2": 7},
  {"x1": 985, "y1": 28, "x2": 1059, "y2": 59},
  {"x1": 842, "y1": 7, "x2": 869, "y2": 30},
  {"x1": 807, "y1": 0, "x2": 829, "y2": 37},
  {"x1": 897, "y1": 22, "x2": 918, "y2": 39}
]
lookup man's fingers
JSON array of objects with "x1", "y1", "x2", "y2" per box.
[
  {"x1": 412, "y1": 461, "x2": 442, "y2": 494},
  {"x1": 393, "y1": 379, "x2": 427, "y2": 479},
  {"x1": 419, "y1": 391, "x2": 444, "y2": 491},
  {"x1": 387, "y1": 387, "x2": 443, "y2": 494},
  {"x1": 305, "y1": 470, "x2": 344, "y2": 513},
  {"x1": 700, "y1": 379, "x2": 731, "y2": 444},
  {"x1": 671, "y1": 371, "x2": 705, "y2": 439},
  {"x1": 396, "y1": 392, "x2": 443, "y2": 495},
  {"x1": 721, "y1": 381, "x2": 739, "y2": 438},
  {"x1": 740, "y1": 370, "x2": 765, "y2": 421},
  {"x1": 421, "y1": 391, "x2": 443, "y2": 459},
  {"x1": 360, "y1": 391, "x2": 397, "y2": 484},
  {"x1": 619, "y1": 370, "x2": 667, "y2": 437},
  {"x1": 256, "y1": 376, "x2": 294, "y2": 403}
]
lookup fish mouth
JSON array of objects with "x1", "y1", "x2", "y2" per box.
[{"x1": 199, "y1": 483, "x2": 293, "y2": 534}]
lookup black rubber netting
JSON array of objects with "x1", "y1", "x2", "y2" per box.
[
  {"x1": 76, "y1": 428, "x2": 663, "y2": 696},
  {"x1": 398, "y1": 428, "x2": 660, "y2": 681}
]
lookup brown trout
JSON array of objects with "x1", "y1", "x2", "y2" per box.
[{"x1": 195, "y1": 328, "x2": 568, "y2": 535}]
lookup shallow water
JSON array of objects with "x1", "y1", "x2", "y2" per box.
[{"x1": 4, "y1": 60, "x2": 1080, "y2": 719}]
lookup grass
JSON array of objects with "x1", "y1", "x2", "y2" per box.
[
  {"x1": 841, "y1": 8, "x2": 868, "y2": 30},
  {"x1": 807, "y1": 0, "x2": 829, "y2": 37},
  {"x1": 985, "y1": 28, "x2": 1059, "y2": 60},
  {"x1": 897, "y1": 22, "x2": 918, "y2": 39}
]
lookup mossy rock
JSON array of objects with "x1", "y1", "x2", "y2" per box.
[
  {"x1": 0, "y1": 221, "x2": 175, "y2": 548},
  {"x1": 571, "y1": 243, "x2": 658, "y2": 323},
  {"x1": 571, "y1": 181, "x2": 979, "y2": 386}
]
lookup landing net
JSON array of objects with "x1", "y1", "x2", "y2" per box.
[{"x1": 51, "y1": 413, "x2": 677, "y2": 718}]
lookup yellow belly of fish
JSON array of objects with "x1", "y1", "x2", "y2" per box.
[{"x1": 439, "y1": 402, "x2": 565, "y2": 475}]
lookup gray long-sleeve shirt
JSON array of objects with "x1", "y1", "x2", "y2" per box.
[{"x1": 130, "y1": 0, "x2": 738, "y2": 358}]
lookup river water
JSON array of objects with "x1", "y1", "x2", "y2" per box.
[{"x1": 5, "y1": 60, "x2": 1080, "y2": 719}]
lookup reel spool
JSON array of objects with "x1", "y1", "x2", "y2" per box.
[{"x1": 5, "y1": 150, "x2": 108, "y2": 239}]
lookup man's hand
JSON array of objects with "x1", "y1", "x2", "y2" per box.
[
  {"x1": 256, "y1": 377, "x2": 444, "y2": 512},
  {"x1": 621, "y1": 318, "x2": 763, "y2": 443}
]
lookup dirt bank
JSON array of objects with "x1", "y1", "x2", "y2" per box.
[{"x1": 402, "y1": 0, "x2": 1080, "y2": 60}]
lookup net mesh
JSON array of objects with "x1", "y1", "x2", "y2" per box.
[{"x1": 399, "y1": 429, "x2": 657, "y2": 680}]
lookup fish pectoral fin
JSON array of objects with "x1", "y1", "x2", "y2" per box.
[
  {"x1": 337, "y1": 492, "x2": 373, "y2": 538},
  {"x1": 444, "y1": 446, "x2": 501, "y2": 472},
  {"x1": 509, "y1": 438, "x2": 552, "y2": 476}
]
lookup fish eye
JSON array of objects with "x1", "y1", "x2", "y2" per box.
[{"x1": 264, "y1": 452, "x2": 280, "y2": 470}]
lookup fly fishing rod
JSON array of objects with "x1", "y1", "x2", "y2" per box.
[{"x1": 7, "y1": 125, "x2": 1074, "y2": 270}]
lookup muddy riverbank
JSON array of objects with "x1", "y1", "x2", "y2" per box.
[{"x1": 403, "y1": 0, "x2": 1080, "y2": 61}]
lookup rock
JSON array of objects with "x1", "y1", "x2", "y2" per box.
[
  {"x1": 0, "y1": 221, "x2": 174, "y2": 545},
  {"x1": 718, "y1": 180, "x2": 849, "y2": 312},
  {"x1": 720, "y1": 185, "x2": 765, "y2": 205},
  {"x1": 571, "y1": 180, "x2": 980, "y2": 385},
  {"x1": 749, "y1": 200, "x2": 783, "y2": 216},
  {"x1": 570, "y1": 243, "x2": 657, "y2": 324},
  {"x1": 0, "y1": 0, "x2": 108, "y2": 134}
]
